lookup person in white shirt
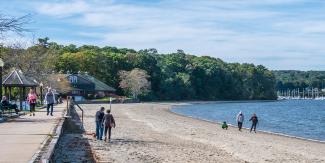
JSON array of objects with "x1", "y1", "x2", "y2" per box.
[
  {"x1": 236, "y1": 111, "x2": 244, "y2": 131},
  {"x1": 45, "y1": 88, "x2": 56, "y2": 116}
]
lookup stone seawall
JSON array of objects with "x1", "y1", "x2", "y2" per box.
[
  {"x1": 51, "y1": 105, "x2": 95, "y2": 163},
  {"x1": 37, "y1": 104, "x2": 95, "y2": 163}
]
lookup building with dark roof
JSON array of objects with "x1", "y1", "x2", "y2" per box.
[{"x1": 65, "y1": 73, "x2": 116, "y2": 98}]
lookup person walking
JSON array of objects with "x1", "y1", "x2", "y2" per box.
[
  {"x1": 249, "y1": 113, "x2": 259, "y2": 133},
  {"x1": 27, "y1": 88, "x2": 37, "y2": 116},
  {"x1": 236, "y1": 111, "x2": 244, "y2": 131},
  {"x1": 95, "y1": 107, "x2": 105, "y2": 140},
  {"x1": 45, "y1": 88, "x2": 56, "y2": 116},
  {"x1": 103, "y1": 109, "x2": 116, "y2": 142}
]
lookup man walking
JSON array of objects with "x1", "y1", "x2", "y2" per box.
[
  {"x1": 236, "y1": 111, "x2": 244, "y2": 131},
  {"x1": 45, "y1": 88, "x2": 56, "y2": 116},
  {"x1": 95, "y1": 107, "x2": 105, "y2": 140}
]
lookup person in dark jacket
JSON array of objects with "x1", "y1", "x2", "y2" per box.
[
  {"x1": 103, "y1": 109, "x2": 116, "y2": 142},
  {"x1": 45, "y1": 88, "x2": 56, "y2": 116},
  {"x1": 95, "y1": 107, "x2": 105, "y2": 140},
  {"x1": 249, "y1": 113, "x2": 259, "y2": 133},
  {"x1": 1, "y1": 96, "x2": 19, "y2": 114}
]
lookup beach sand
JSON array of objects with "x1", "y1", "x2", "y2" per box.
[{"x1": 80, "y1": 103, "x2": 325, "y2": 163}]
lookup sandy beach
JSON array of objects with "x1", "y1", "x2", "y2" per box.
[{"x1": 80, "y1": 103, "x2": 325, "y2": 163}]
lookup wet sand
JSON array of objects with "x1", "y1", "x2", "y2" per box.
[{"x1": 81, "y1": 103, "x2": 325, "y2": 163}]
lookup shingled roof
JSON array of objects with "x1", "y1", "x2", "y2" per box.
[
  {"x1": 79, "y1": 74, "x2": 116, "y2": 92},
  {"x1": 67, "y1": 73, "x2": 116, "y2": 92},
  {"x1": 2, "y1": 69, "x2": 38, "y2": 87}
]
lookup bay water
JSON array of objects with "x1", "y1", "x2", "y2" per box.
[{"x1": 172, "y1": 100, "x2": 325, "y2": 141}]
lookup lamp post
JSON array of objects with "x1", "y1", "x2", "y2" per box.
[
  {"x1": 40, "y1": 82, "x2": 43, "y2": 105},
  {"x1": 109, "y1": 97, "x2": 112, "y2": 110},
  {"x1": 0, "y1": 58, "x2": 4, "y2": 98}
]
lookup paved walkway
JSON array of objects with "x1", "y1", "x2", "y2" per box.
[{"x1": 0, "y1": 103, "x2": 66, "y2": 163}]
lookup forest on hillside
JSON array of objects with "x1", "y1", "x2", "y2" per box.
[
  {"x1": 0, "y1": 38, "x2": 277, "y2": 100},
  {"x1": 273, "y1": 70, "x2": 325, "y2": 91}
]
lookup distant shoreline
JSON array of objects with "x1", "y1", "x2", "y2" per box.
[
  {"x1": 144, "y1": 100, "x2": 279, "y2": 106},
  {"x1": 146, "y1": 99, "x2": 279, "y2": 104}
]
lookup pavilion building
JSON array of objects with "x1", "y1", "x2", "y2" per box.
[{"x1": 2, "y1": 69, "x2": 38, "y2": 109}]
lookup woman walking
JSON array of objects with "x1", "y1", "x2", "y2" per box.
[
  {"x1": 249, "y1": 113, "x2": 259, "y2": 133},
  {"x1": 27, "y1": 88, "x2": 37, "y2": 116},
  {"x1": 103, "y1": 109, "x2": 116, "y2": 142},
  {"x1": 236, "y1": 111, "x2": 244, "y2": 131}
]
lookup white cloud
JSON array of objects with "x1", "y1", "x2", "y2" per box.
[
  {"x1": 303, "y1": 25, "x2": 325, "y2": 33},
  {"x1": 27, "y1": 0, "x2": 325, "y2": 70},
  {"x1": 274, "y1": 21, "x2": 325, "y2": 34},
  {"x1": 37, "y1": 0, "x2": 90, "y2": 17}
]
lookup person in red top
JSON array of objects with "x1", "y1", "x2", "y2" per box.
[{"x1": 27, "y1": 88, "x2": 37, "y2": 116}]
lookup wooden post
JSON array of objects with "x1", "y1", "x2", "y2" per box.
[
  {"x1": 23, "y1": 87, "x2": 26, "y2": 102},
  {"x1": 9, "y1": 87, "x2": 12, "y2": 101},
  {"x1": 4, "y1": 86, "x2": 7, "y2": 98},
  {"x1": 66, "y1": 96, "x2": 70, "y2": 116},
  {"x1": 19, "y1": 87, "x2": 23, "y2": 110}
]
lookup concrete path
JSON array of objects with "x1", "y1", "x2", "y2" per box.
[{"x1": 0, "y1": 103, "x2": 66, "y2": 163}]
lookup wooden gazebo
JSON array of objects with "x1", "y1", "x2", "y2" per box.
[{"x1": 2, "y1": 69, "x2": 38, "y2": 110}]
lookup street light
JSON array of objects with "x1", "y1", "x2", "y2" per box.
[
  {"x1": 40, "y1": 82, "x2": 43, "y2": 105},
  {"x1": 0, "y1": 58, "x2": 4, "y2": 98}
]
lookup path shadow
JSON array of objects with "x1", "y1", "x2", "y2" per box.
[
  {"x1": 52, "y1": 105, "x2": 95, "y2": 163},
  {"x1": 35, "y1": 110, "x2": 62, "y2": 113},
  {"x1": 6, "y1": 118, "x2": 53, "y2": 123},
  {"x1": 110, "y1": 138, "x2": 155, "y2": 144}
]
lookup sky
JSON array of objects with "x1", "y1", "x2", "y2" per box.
[{"x1": 1, "y1": 0, "x2": 325, "y2": 70}]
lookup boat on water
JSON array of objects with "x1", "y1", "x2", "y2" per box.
[
  {"x1": 314, "y1": 96, "x2": 325, "y2": 100},
  {"x1": 277, "y1": 96, "x2": 325, "y2": 100}
]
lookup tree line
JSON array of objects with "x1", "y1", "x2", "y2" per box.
[
  {"x1": 0, "y1": 38, "x2": 277, "y2": 100},
  {"x1": 273, "y1": 70, "x2": 325, "y2": 91}
]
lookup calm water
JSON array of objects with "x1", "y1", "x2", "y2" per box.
[{"x1": 172, "y1": 100, "x2": 325, "y2": 141}]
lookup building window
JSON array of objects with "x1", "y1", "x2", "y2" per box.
[
  {"x1": 69, "y1": 76, "x2": 78, "y2": 83},
  {"x1": 71, "y1": 90, "x2": 80, "y2": 95}
]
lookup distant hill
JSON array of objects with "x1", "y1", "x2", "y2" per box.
[{"x1": 272, "y1": 70, "x2": 325, "y2": 90}]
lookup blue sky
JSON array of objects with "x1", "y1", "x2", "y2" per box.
[{"x1": 1, "y1": 0, "x2": 325, "y2": 70}]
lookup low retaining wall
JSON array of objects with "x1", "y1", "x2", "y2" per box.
[{"x1": 37, "y1": 103, "x2": 95, "y2": 163}]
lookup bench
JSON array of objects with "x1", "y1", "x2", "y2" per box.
[{"x1": 0, "y1": 103, "x2": 17, "y2": 116}]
